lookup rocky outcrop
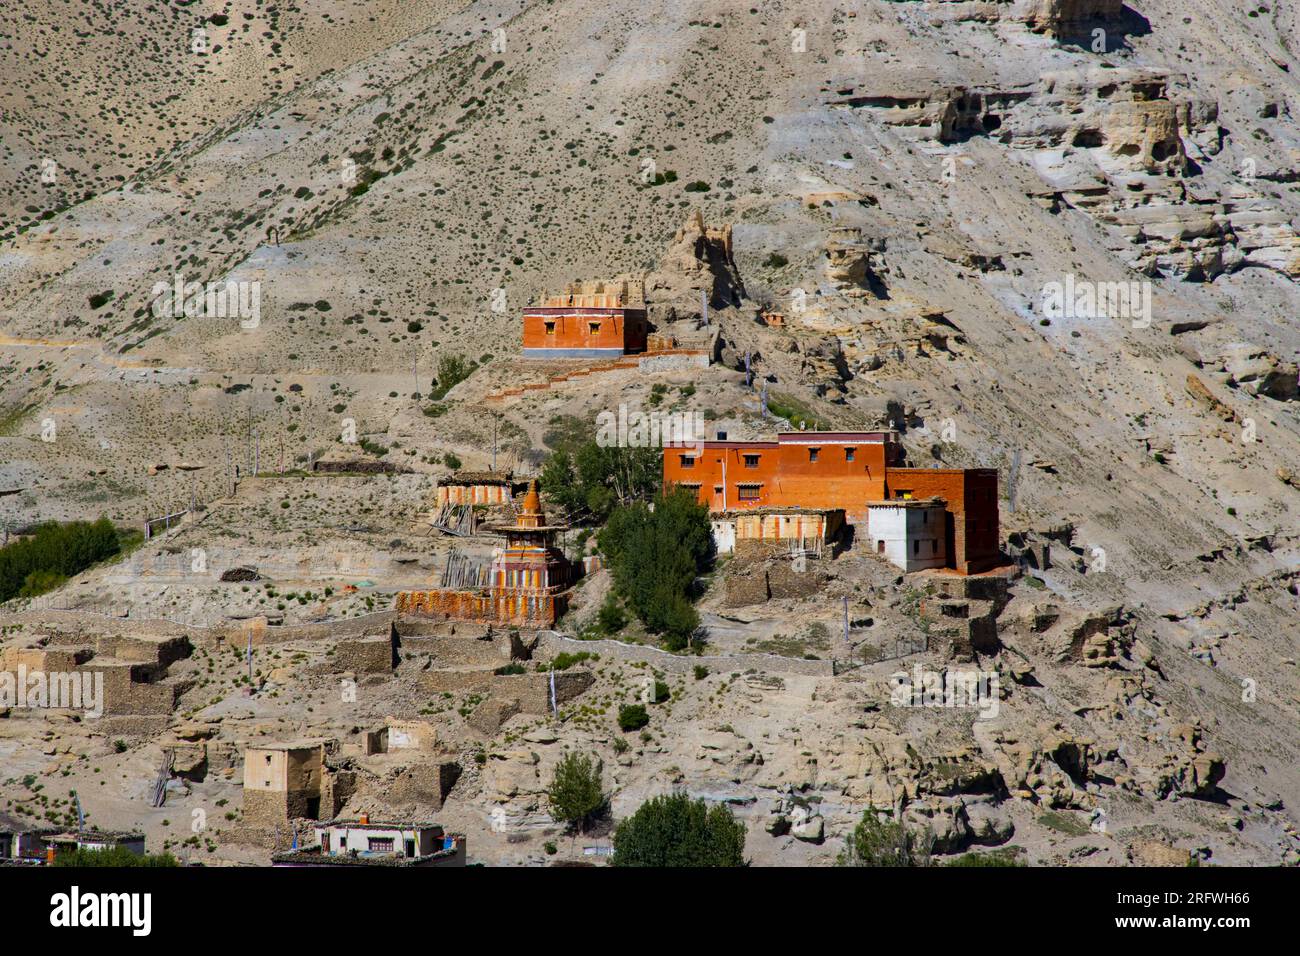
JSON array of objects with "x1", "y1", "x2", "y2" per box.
[
  {"x1": 645, "y1": 211, "x2": 745, "y2": 325},
  {"x1": 823, "y1": 226, "x2": 888, "y2": 298},
  {"x1": 1216, "y1": 343, "x2": 1299, "y2": 401},
  {"x1": 1023, "y1": 0, "x2": 1125, "y2": 39},
  {"x1": 830, "y1": 65, "x2": 1300, "y2": 281}
]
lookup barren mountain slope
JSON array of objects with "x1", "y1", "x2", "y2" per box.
[{"x1": 0, "y1": 0, "x2": 1297, "y2": 865}]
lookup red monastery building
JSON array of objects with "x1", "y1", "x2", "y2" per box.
[
  {"x1": 662, "y1": 431, "x2": 1000, "y2": 574},
  {"x1": 521, "y1": 279, "x2": 648, "y2": 359}
]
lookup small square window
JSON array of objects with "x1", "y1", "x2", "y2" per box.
[
  {"x1": 588, "y1": 322, "x2": 601, "y2": 335},
  {"x1": 679, "y1": 455, "x2": 695, "y2": 468},
  {"x1": 808, "y1": 448, "x2": 820, "y2": 463},
  {"x1": 544, "y1": 320, "x2": 556, "y2": 334},
  {"x1": 844, "y1": 448, "x2": 855, "y2": 462},
  {"x1": 743, "y1": 454, "x2": 760, "y2": 468}
]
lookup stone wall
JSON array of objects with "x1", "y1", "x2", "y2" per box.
[
  {"x1": 334, "y1": 634, "x2": 395, "y2": 673},
  {"x1": 723, "y1": 553, "x2": 829, "y2": 606},
  {"x1": 387, "y1": 761, "x2": 462, "y2": 809},
  {"x1": 399, "y1": 634, "x2": 511, "y2": 667},
  {"x1": 420, "y1": 669, "x2": 496, "y2": 694},
  {"x1": 216, "y1": 610, "x2": 400, "y2": 650},
  {"x1": 638, "y1": 351, "x2": 710, "y2": 373},
  {"x1": 536, "y1": 633, "x2": 835, "y2": 677},
  {"x1": 243, "y1": 789, "x2": 314, "y2": 830},
  {"x1": 493, "y1": 670, "x2": 595, "y2": 714}
]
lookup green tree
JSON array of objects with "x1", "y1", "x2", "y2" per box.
[
  {"x1": 612, "y1": 792, "x2": 747, "y2": 867},
  {"x1": 598, "y1": 487, "x2": 713, "y2": 649},
  {"x1": 0, "y1": 517, "x2": 122, "y2": 603},
  {"x1": 539, "y1": 420, "x2": 660, "y2": 523},
  {"x1": 428, "y1": 354, "x2": 478, "y2": 400},
  {"x1": 547, "y1": 751, "x2": 606, "y2": 833},
  {"x1": 837, "y1": 809, "x2": 933, "y2": 867},
  {"x1": 617, "y1": 704, "x2": 649, "y2": 732},
  {"x1": 51, "y1": 846, "x2": 179, "y2": 867}
]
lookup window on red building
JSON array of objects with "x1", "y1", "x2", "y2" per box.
[
  {"x1": 737, "y1": 484, "x2": 761, "y2": 501},
  {"x1": 845, "y1": 448, "x2": 855, "y2": 462},
  {"x1": 679, "y1": 455, "x2": 695, "y2": 468},
  {"x1": 588, "y1": 322, "x2": 601, "y2": 335},
  {"x1": 743, "y1": 454, "x2": 760, "y2": 468},
  {"x1": 544, "y1": 320, "x2": 556, "y2": 334},
  {"x1": 808, "y1": 448, "x2": 820, "y2": 462}
]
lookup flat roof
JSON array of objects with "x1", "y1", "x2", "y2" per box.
[
  {"x1": 716, "y1": 506, "x2": 844, "y2": 517},
  {"x1": 666, "y1": 431, "x2": 897, "y2": 449},
  {"x1": 319, "y1": 819, "x2": 443, "y2": 831},
  {"x1": 47, "y1": 830, "x2": 145, "y2": 843},
  {"x1": 888, "y1": 467, "x2": 999, "y2": 476},
  {"x1": 867, "y1": 498, "x2": 947, "y2": 508},
  {"x1": 442, "y1": 471, "x2": 514, "y2": 485},
  {"x1": 777, "y1": 431, "x2": 895, "y2": 443}
]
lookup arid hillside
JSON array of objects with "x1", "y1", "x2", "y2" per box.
[{"x1": 0, "y1": 0, "x2": 1297, "y2": 866}]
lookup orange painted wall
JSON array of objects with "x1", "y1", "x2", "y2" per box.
[
  {"x1": 884, "y1": 468, "x2": 1000, "y2": 573},
  {"x1": 521, "y1": 307, "x2": 648, "y2": 354},
  {"x1": 663, "y1": 434, "x2": 899, "y2": 523},
  {"x1": 663, "y1": 438, "x2": 1000, "y2": 574}
]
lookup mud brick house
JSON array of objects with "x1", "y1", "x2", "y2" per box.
[
  {"x1": 522, "y1": 279, "x2": 648, "y2": 358},
  {"x1": 44, "y1": 830, "x2": 145, "y2": 859},
  {"x1": 272, "y1": 819, "x2": 465, "y2": 867},
  {"x1": 0, "y1": 813, "x2": 55, "y2": 862},
  {"x1": 866, "y1": 499, "x2": 947, "y2": 572},
  {"x1": 243, "y1": 742, "x2": 339, "y2": 827},
  {"x1": 396, "y1": 480, "x2": 574, "y2": 626},
  {"x1": 663, "y1": 431, "x2": 999, "y2": 574},
  {"x1": 710, "y1": 506, "x2": 845, "y2": 556}
]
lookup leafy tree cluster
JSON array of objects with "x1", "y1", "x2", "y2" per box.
[
  {"x1": 51, "y1": 846, "x2": 179, "y2": 867},
  {"x1": 597, "y1": 487, "x2": 714, "y2": 649},
  {"x1": 429, "y1": 354, "x2": 478, "y2": 401},
  {"x1": 837, "y1": 809, "x2": 934, "y2": 867},
  {"x1": 539, "y1": 439, "x2": 660, "y2": 524},
  {"x1": 547, "y1": 751, "x2": 606, "y2": 833},
  {"x1": 0, "y1": 518, "x2": 122, "y2": 602},
  {"x1": 611, "y1": 792, "x2": 747, "y2": 867}
]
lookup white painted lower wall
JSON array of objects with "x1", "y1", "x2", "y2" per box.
[{"x1": 867, "y1": 502, "x2": 946, "y2": 572}]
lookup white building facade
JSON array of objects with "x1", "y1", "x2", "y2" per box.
[{"x1": 866, "y1": 499, "x2": 947, "y2": 572}]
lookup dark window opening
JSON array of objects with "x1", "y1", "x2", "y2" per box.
[
  {"x1": 743, "y1": 454, "x2": 760, "y2": 468},
  {"x1": 808, "y1": 448, "x2": 820, "y2": 462},
  {"x1": 844, "y1": 448, "x2": 855, "y2": 462}
]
